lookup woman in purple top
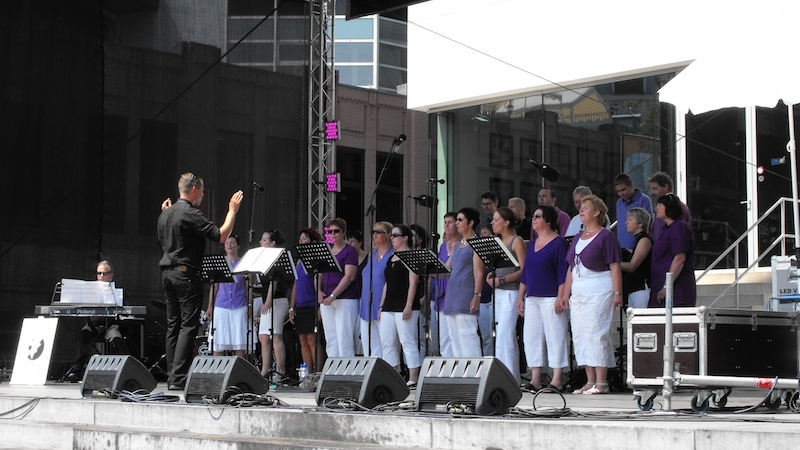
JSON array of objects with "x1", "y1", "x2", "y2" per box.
[
  {"x1": 207, "y1": 234, "x2": 249, "y2": 357},
  {"x1": 320, "y1": 218, "x2": 360, "y2": 357},
  {"x1": 429, "y1": 212, "x2": 458, "y2": 357},
  {"x1": 289, "y1": 228, "x2": 323, "y2": 373},
  {"x1": 443, "y1": 207, "x2": 485, "y2": 357},
  {"x1": 561, "y1": 195, "x2": 622, "y2": 395},
  {"x1": 359, "y1": 221, "x2": 393, "y2": 357},
  {"x1": 650, "y1": 194, "x2": 696, "y2": 307},
  {"x1": 516, "y1": 206, "x2": 569, "y2": 392}
]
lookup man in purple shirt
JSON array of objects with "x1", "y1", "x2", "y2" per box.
[{"x1": 614, "y1": 173, "x2": 653, "y2": 250}]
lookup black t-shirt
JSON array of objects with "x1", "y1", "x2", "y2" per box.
[{"x1": 382, "y1": 259, "x2": 422, "y2": 312}]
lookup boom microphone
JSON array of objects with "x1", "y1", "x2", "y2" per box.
[
  {"x1": 252, "y1": 181, "x2": 265, "y2": 191},
  {"x1": 528, "y1": 160, "x2": 561, "y2": 183},
  {"x1": 428, "y1": 178, "x2": 446, "y2": 184}
]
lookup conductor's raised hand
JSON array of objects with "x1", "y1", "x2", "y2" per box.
[{"x1": 229, "y1": 190, "x2": 244, "y2": 213}]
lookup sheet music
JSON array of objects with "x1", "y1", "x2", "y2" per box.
[
  {"x1": 233, "y1": 247, "x2": 292, "y2": 276},
  {"x1": 59, "y1": 279, "x2": 123, "y2": 306}
]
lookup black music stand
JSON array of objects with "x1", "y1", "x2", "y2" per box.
[
  {"x1": 467, "y1": 236, "x2": 519, "y2": 355},
  {"x1": 395, "y1": 249, "x2": 449, "y2": 279},
  {"x1": 201, "y1": 255, "x2": 234, "y2": 355},
  {"x1": 295, "y1": 242, "x2": 341, "y2": 373},
  {"x1": 396, "y1": 249, "x2": 450, "y2": 357},
  {"x1": 255, "y1": 249, "x2": 297, "y2": 382}
]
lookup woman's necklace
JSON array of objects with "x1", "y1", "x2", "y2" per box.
[
  {"x1": 461, "y1": 234, "x2": 476, "y2": 246},
  {"x1": 583, "y1": 227, "x2": 602, "y2": 237}
]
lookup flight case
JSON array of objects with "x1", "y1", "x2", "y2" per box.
[{"x1": 627, "y1": 306, "x2": 799, "y2": 388}]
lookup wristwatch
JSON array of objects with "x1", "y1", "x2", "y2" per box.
[{"x1": 328, "y1": 294, "x2": 337, "y2": 300}]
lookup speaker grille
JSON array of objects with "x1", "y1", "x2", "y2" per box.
[
  {"x1": 415, "y1": 357, "x2": 521, "y2": 415},
  {"x1": 185, "y1": 356, "x2": 268, "y2": 404},
  {"x1": 81, "y1": 355, "x2": 156, "y2": 397},
  {"x1": 316, "y1": 357, "x2": 409, "y2": 408}
]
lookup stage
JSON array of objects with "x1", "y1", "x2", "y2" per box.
[{"x1": 0, "y1": 381, "x2": 799, "y2": 450}]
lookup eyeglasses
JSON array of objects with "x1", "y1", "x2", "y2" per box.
[
  {"x1": 532, "y1": 214, "x2": 543, "y2": 219},
  {"x1": 96, "y1": 271, "x2": 111, "y2": 276},
  {"x1": 390, "y1": 233, "x2": 404, "y2": 238},
  {"x1": 371, "y1": 229, "x2": 386, "y2": 235},
  {"x1": 326, "y1": 228, "x2": 342, "y2": 234}
]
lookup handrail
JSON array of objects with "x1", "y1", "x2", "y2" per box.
[{"x1": 696, "y1": 197, "x2": 798, "y2": 307}]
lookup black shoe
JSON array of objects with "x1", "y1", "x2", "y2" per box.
[
  {"x1": 64, "y1": 371, "x2": 82, "y2": 383},
  {"x1": 522, "y1": 382, "x2": 541, "y2": 393},
  {"x1": 168, "y1": 383, "x2": 185, "y2": 391}
]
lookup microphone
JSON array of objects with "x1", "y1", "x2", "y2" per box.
[
  {"x1": 252, "y1": 181, "x2": 264, "y2": 191},
  {"x1": 528, "y1": 160, "x2": 561, "y2": 182},
  {"x1": 411, "y1": 194, "x2": 437, "y2": 208},
  {"x1": 428, "y1": 178, "x2": 446, "y2": 184}
]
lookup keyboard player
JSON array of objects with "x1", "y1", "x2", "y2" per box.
[{"x1": 65, "y1": 261, "x2": 129, "y2": 381}]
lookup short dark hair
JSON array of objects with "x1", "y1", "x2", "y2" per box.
[
  {"x1": 480, "y1": 191, "x2": 498, "y2": 203},
  {"x1": 534, "y1": 205, "x2": 560, "y2": 233},
  {"x1": 393, "y1": 224, "x2": 414, "y2": 242},
  {"x1": 614, "y1": 173, "x2": 633, "y2": 187},
  {"x1": 647, "y1": 172, "x2": 674, "y2": 191},
  {"x1": 656, "y1": 193, "x2": 685, "y2": 220},
  {"x1": 458, "y1": 207, "x2": 481, "y2": 231}
]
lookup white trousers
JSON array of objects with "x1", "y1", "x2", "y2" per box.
[
  {"x1": 477, "y1": 300, "x2": 494, "y2": 356},
  {"x1": 445, "y1": 313, "x2": 482, "y2": 357},
  {"x1": 494, "y1": 289, "x2": 520, "y2": 382},
  {"x1": 360, "y1": 318, "x2": 382, "y2": 358},
  {"x1": 429, "y1": 302, "x2": 453, "y2": 357},
  {"x1": 379, "y1": 310, "x2": 421, "y2": 368},
  {"x1": 523, "y1": 296, "x2": 569, "y2": 368}
]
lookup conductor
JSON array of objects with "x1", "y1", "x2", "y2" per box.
[{"x1": 157, "y1": 172, "x2": 243, "y2": 390}]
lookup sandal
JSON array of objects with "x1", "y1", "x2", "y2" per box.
[
  {"x1": 583, "y1": 382, "x2": 609, "y2": 395},
  {"x1": 544, "y1": 384, "x2": 565, "y2": 393},
  {"x1": 572, "y1": 383, "x2": 594, "y2": 395}
]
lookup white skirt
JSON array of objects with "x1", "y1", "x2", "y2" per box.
[{"x1": 211, "y1": 306, "x2": 248, "y2": 351}]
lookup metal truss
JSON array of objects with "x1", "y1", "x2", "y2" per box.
[{"x1": 307, "y1": 0, "x2": 336, "y2": 230}]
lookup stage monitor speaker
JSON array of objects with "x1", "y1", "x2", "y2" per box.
[
  {"x1": 184, "y1": 356, "x2": 268, "y2": 404},
  {"x1": 414, "y1": 357, "x2": 522, "y2": 415},
  {"x1": 81, "y1": 354, "x2": 157, "y2": 397},
  {"x1": 316, "y1": 357, "x2": 410, "y2": 408}
]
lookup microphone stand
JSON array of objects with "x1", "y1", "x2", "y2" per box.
[
  {"x1": 363, "y1": 138, "x2": 403, "y2": 356},
  {"x1": 245, "y1": 183, "x2": 261, "y2": 362}
]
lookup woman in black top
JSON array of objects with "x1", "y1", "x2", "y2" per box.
[
  {"x1": 620, "y1": 207, "x2": 652, "y2": 309},
  {"x1": 379, "y1": 224, "x2": 422, "y2": 386}
]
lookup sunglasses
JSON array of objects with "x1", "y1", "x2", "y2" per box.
[
  {"x1": 455, "y1": 217, "x2": 465, "y2": 222},
  {"x1": 532, "y1": 214, "x2": 543, "y2": 219},
  {"x1": 371, "y1": 229, "x2": 387, "y2": 234},
  {"x1": 390, "y1": 233, "x2": 404, "y2": 238},
  {"x1": 326, "y1": 228, "x2": 342, "y2": 234}
]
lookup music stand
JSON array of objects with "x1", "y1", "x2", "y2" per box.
[
  {"x1": 233, "y1": 247, "x2": 292, "y2": 362},
  {"x1": 467, "y1": 236, "x2": 520, "y2": 355},
  {"x1": 295, "y1": 242, "x2": 342, "y2": 372},
  {"x1": 201, "y1": 255, "x2": 234, "y2": 355},
  {"x1": 396, "y1": 249, "x2": 450, "y2": 357},
  {"x1": 395, "y1": 249, "x2": 449, "y2": 279}
]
